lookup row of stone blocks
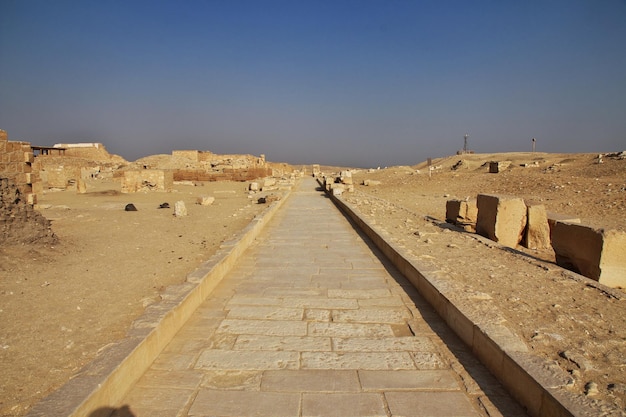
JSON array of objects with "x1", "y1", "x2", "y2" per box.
[{"x1": 446, "y1": 194, "x2": 625, "y2": 288}]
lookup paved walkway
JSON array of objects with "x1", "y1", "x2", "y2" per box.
[{"x1": 118, "y1": 178, "x2": 522, "y2": 417}]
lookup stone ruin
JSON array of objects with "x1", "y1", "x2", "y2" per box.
[
  {"x1": 446, "y1": 193, "x2": 626, "y2": 288},
  {"x1": 0, "y1": 177, "x2": 56, "y2": 245},
  {"x1": 0, "y1": 129, "x2": 37, "y2": 204}
]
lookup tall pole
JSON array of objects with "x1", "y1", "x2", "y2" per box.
[
  {"x1": 463, "y1": 133, "x2": 469, "y2": 153},
  {"x1": 532, "y1": 137, "x2": 536, "y2": 154}
]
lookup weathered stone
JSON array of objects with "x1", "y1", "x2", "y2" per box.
[
  {"x1": 523, "y1": 202, "x2": 551, "y2": 250},
  {"x1": 363, "y1": 180, "x2": 381, "y2": 186},
  {"x1": 551, "y1": 222, "x2": 626, "y2": 288},
  {"x1": 121, "y1": 169, "x2": 173, "y2": 193},
  {"x1": 174, "y1": 200, "x2": 187, "y2": 217},
  {"x1": 476, "y1": 194, "x2": 527, "y2": 247},
  {"x1": 249, "y1": 182, "x2": 259, "y2": 191},
  {"x1": 446, "y1": 199, "x2": 477, "y2": 231},
  {"x1": 196, "y1": 195, "x2": 215, "y2": 206}
]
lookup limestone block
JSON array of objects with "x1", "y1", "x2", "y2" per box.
[
  {"x1": 76, "y1": 178, "x2": 87, "y2": 194},
  {"x1": 446, "y1": 199, "x2": 477, "y2": 231},
  {"x1": 489, "y1": 161, "x2": 511, "y2": 173},
  {"x1": 249, "y1": 182, "x2": 259, "y2": 191},
  {"x1": 547, "y1": 212, "x2": 581, "y2": 228},
  {"x1": 197, "y1": 195, "x2": 215, "y2": 206},
  {"x1": 174, "y1": 200, "x2": 187, "y2": 217},
  {"x1": 331, "y1": 184, "x2": 344, "y2": 195},
  {"x1": 476, "y1": 194, "x2": 527, "y2": 247},
  {"x1": 363, "y1": 180, "x2": 381, "y2": 186},
  {"x1": 523, "y1": 203, "x2": 551, "y2": 250},
  {"x1": 551, "y1": 222, "x2": 626, "y2": 288}
]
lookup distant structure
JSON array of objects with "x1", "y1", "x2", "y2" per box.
[
  {"x1": 456, "y1": 133, "x2": 474, "y2": 155},
  {"x1": 532, "y1": 137, "x2": 536, "y2": 153}
]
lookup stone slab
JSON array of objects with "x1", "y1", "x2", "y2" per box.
[
  {"x1": 359, "y1": 370, "x2": 460, "y2": 391},
  {"x1": 216, "y1": 319, "x2": 308, "y2": 336},
  {"x1": 385, "y1": 391, "x2": 480, "y2": 417},
  {"x1": 195, "y1": 349, "x2": 299, "y2": 370},
  {"x1": 301, "y1": 352, "x2": 415, "y2": 370},
  {"x1": 302, "y1": 393, "x2": 386, "y2": 417},
  {"x1": 261, "y1": 370, "x2": 360, "y2": 392},
  {"x1": 188, "y1": 390, "x2": 300, "y2": 417},
  {"x1": 308, "y1": 322, "x2": 395, "y2": 338},
  {"x1": 332, "y1": 336, "x2": 435, "y2": 352},
  {"x1": 233, "y1": 335, "x2": 331, "y2": 351}
]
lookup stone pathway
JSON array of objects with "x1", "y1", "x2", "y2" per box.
[{"x1": 118, "y1": 178, "x2": 526, "y2": 417}]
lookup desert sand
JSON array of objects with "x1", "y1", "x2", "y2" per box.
[{"x1": 0, "y1": 151, "x2": 625, "y2": 415}]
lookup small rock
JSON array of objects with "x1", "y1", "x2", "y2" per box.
[
  {"x1": 158, "y1": 202, "x2": 170, "y2": 209},
  {"x1": 197, "y1": 196, "x2": 215, "y2": 206},
  {"x1": 124, "y1": 203, "x2": 137, "y2": 211},
  {"x1": 585, "y1": 381, "x2": 600, "y2": 396}
]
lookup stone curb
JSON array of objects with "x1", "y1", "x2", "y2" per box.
[
  {"x1": 26, "y1": 185, "x2": 295, "y2": 417},
  {"x1": 325, "y1": 185, "x2": 597, "y2": 417}
]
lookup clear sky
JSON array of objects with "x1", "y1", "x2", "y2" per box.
[{"x1": 1, "y1": 1, "x2": 625, "y2": 167}]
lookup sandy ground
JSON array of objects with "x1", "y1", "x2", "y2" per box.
[
  {"x1": 0, "y1": 151, "x2": 624, "y2": 416},
  {"x1": 0, "y1": 179, "x2": 268, "y2": 416},
  {"x1": 343, "y1": 152, "x2": 626, "y2": 414}
]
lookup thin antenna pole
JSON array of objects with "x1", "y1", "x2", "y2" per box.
[{"x1": 463, "y1": 133, "x2": 469, "y2": 153}]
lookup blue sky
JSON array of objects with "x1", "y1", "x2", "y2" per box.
[{"x1": 1, "y1": 1, "x2": 625, "y2": 167}]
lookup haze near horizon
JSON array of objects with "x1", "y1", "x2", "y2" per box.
[{"x1": 1, "y1": 1, "x2": 625, "y2": 167}]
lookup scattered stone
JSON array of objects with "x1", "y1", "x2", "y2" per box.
[
  {"x1": 585, "y1": 381, "x2": 600, "y2": 396},
  {"x1": 124, "y1": 203, "x2": 137, "y2": 211},
  {"x1": 158, "y1": 202, "x2": 170, "y2": 209},
  {"x1": 363, "y1": 180, "x2": 381, "y2": 186},
  {"x1": 197, "y1": 196, "x2": 215, "y2": 206},
  {"x1": 174, "y1": 201, "x2": 187, "y2": 217},
  {"x1": 249, "y1": 182, "x2": 259, "y2": 191}
]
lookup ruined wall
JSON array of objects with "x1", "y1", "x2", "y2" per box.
[
  {"x1": 121, "y1": 169, "x2": 173, "y2": 193},
  {"x1": 0, "y1": 129, "x2": 37, "y2": 204},
  {"x1": 173, "y1": 167, "x2": 273, "y2": 182},
  {"x1": 53, "y1": 143, "x2": 126, "y2": 163},
  {"x1": 0, "y1": 177, "x2": 56, "y2": 245}
]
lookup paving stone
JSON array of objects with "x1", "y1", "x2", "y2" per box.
[
  {"x1": 328, "y1": 288, "x2": 392, "y2": 299},
  {"x1": 357, "y1": 296, "x2": 406, "y2": 307},
  {"x1": 195, "y1": 349, "x2": 299, "y2": 370},
  {"x1": 302, "y1": 393, "x2": 386, "y2": 417},
  {"x1": 226, "y1": 296, "x2": 284, "y2": 306},
  {"x1": 308, "y1": 322, "x2": 395, "y2": 338},
  {"x1": 135, "y1": 369, "x2": 204, "y2": 389},
  {"x1": 332, "y1": 336, "x2": 435, "y2": 352},
  {"x1": 301, "y1": 352, "x2": 416, "y2": 370},
  {"x1": 123, "y1": 386, "x2": 195, "y2": 415},
  {"x1": 226, "y1": 305, "x2": 303, "y2": 320},
  {"x1": 385, "y1": 391, "x2": 481, "y2": 416},
  {"x1": 283, "y1": 297, "x2": 359, "y2": 309},
  {"x1": 189, "y1": 390, "x2": 300, "y2": 417},
  {"x1": 150, "y1": 352, "x2": 196, "y2": 371},
  {"x1": 412, "y1": 351, "x2": 447, "y2": 369},
  {"x1": 216, "y1": 319, "x2": 308, "y2": 336},
  {"x1": 234, "y1": 334, "x2": 331, "y2": 351},
  {"x1": 201, "y1": 370, "x2": 262, "y2": 390},
  {"x1": 304, "y1": 308, "x2": 331, "y2": 321},
  {"x1": 261, "y1": 370, "x2": 360, "y2": 392},
  {"x1": 332, "y1": 307, "x2": 411, "y2": 323},
  {"x1": 359, "y1": 370, "x2": 461, "y2": 391}
]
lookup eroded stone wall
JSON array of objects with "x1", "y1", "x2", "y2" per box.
[{"x1": 0, "y1": 177, "x2": 56, "y2": 245}]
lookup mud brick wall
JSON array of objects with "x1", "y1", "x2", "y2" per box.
[
  {"x1": 0, "y1": 129, "x2": 37, "y2": 204},
  {"x1": 0, "y1": 177, "x2": 56, "y2": 244}
]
